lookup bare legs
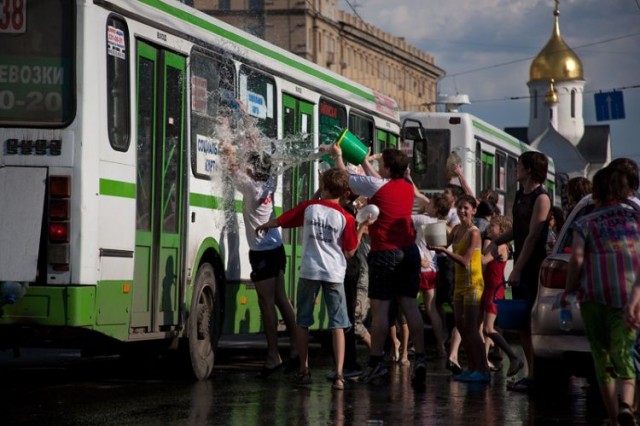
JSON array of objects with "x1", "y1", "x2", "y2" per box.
[
  {"x1": 454, "y1": 299, "x2": 488, "y2": 374},
  {"x1": 255, "y1": 271, "x2": 297, "y2": 368},
  {"x1": 423, "y1": 289, "x2": 446, "y2": 357},
  {"x1": 369, "y1": 296, "x2": 424, "y2": 358}
]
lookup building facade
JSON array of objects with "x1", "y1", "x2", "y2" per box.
[{"x1": 192, "y1": 0, "x2": 445, "y2": 111}]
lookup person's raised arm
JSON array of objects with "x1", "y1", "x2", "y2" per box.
[
  {"x1": 329, "y1": 143, "x2": 347, "y2": 172},
  {"x1": 361, "y1": 150, "x2": 382, "y2": 179},
  {"x1": 405, "y1": 167, "x2": 430, "y2": 205},
  {"x1": 452, "y1": 163, "x2": 477, "y2": 201}
]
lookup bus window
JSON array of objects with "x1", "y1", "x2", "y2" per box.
[
  {"x1": 411, "y1": 129, "x2": 450, "y2": 191},
  {"x1": 0, "y1": 0, "x2": 75, "y2": 126},
  {"x1": 239, "y1": 65, "x2": 276, "y2": 138},
  {"x1": 319, "y1": 98, "x2": 346, "y2": 145},
  {"x1": 481, "y1": 152, "x2": 494, "y2": 193},
  {"x1": 495, "y1": 152, "x2": 507, "y2": 192},
  {"x1": 506, "y1": 156, "x2": 518, "y2": 215},
  {"x1": 348, "y1": 113, "x2": 373, "y2": 150},
  {"x1": 376, "y1": 129, "x2": 397, "y2": 152},
  {"x1": 190, "y1": 51, "x2": 235, "y2": 178},
  {"x1": 106, "y1": 16, "x2": 130, "y2": 151}
]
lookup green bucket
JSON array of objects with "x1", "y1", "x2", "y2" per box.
[{"x1": 336, "y1": 129, "x2": 368, "y2": 165}]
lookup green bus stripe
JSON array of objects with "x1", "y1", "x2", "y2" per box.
[
  {"x1": 98, "y1": 181, "x2": 280, "y2": 215},
  {"x1": 472, "y1": 120, "x2": 520, "y2": 150},
  {"x1": 100, "y1": 178, "x2": 136, "y2": 198},
  {"x1": 139, "y1": 0, "x2": 375, "y2": 102}
]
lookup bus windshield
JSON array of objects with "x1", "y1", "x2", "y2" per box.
[
  {"x1": 410, "y1": 128, "x2": 450, "y2": 191},
  {"x1": 0, "y1": 0, "x2": 75, "y2": 126}
]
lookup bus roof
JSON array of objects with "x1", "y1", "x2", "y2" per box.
[{"x1": 109, "y1": 0, "x2": 400, "y2": 123}]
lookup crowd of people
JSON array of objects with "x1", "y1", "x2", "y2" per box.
[{"x1": 220, "y1": 124, "x2": 640, "y2": 421}]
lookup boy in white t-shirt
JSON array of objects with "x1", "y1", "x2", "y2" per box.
[{"x1": 256, "y1": 169, "x2": 370, "y2": 390}]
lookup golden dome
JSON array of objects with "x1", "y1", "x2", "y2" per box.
[{"x1": 530, "y1": 2, "x2": 583, "y2": 81}]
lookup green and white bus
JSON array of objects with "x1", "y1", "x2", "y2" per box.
[
  {"x1": 400, "y1": 111, "x2": 558, "y2": 215},
  {"x1": 0, "y1": 0, "x2": 400, "y2": 379}
]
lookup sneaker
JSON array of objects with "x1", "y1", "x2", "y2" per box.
[
  {"x1": 361, "y1": 362, "x2": 389, "y2": 384},
  {"x1": 411, "y1": 357, "x2": 427, "y2": 388},
  {"x1": 292, "y1": 369, "x2": 311, "y2": 386},
  {"x1": 453, "y1": 370, "x2": 472, "y2": 382},
  {"x1": 464, "y1": 371, "x2": 491, "y2": 383}
]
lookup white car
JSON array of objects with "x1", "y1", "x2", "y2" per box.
[{"x1": 530, "y1": 196, "x2": 595, "y2": 385}]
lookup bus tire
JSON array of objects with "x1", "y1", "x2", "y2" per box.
[{"x1": 188, "y1": 262, "x2": 221, "y2": 380}]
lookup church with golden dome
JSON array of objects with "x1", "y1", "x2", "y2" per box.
[{"x1": 506, "y1": 0, "x2": 611, "y2": 180}]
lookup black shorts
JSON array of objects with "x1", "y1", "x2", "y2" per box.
[
  {"x1": 249, "y1": 245, "x2": 286, "y2": 282},
  {"x1": 367, "y1": 244, "x2": 420, "y2": 301},
  {"x1": 435, "y1": 256, "x2": 454, "y2": 305}
]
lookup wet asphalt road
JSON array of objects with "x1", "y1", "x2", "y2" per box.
[{"x1": 0, "y1": 338, "x2": 607, "y2": 426}]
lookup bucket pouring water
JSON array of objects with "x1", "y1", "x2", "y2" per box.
[{"x1": 335, "y1": 129, "x2": 368, "y2": 165}]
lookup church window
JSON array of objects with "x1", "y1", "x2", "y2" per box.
[{"x1": 571, "y1": 89, "x2": 576, "y2": 118}]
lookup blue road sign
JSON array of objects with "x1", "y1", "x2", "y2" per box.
[{"x1": 595, "y1": 91, "x2": 625, "y2": 121}]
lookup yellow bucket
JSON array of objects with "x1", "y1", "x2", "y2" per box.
[{"x1": 336, "y1": 129, "x2": 368, "y2": 165}]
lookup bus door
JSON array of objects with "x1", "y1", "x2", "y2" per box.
[
  {"x1": 281, "y1": 94, "x2": 314, "y2": 309},
  {"x1": 132, "y1": 41, "x2": 186, "y2": 332}
]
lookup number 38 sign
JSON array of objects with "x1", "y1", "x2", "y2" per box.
[{"x1": 0, "y1": 0, "x2": 27, "y2": 34}]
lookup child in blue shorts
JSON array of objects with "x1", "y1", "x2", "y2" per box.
[{"x1": 256, "y1": 169, "x2": 370, "y2": 390}]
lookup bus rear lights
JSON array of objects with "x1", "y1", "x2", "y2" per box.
[
  {"x1": 49, "y1": 199, "x2": 70, "y2": 220},
  {"x1": 122, "y1": 283, "x2": 131, "y2": 294},
  {"x1": 49, "y1": 222, "x2": 69, "y2": 243},
  {"x1": 49, "y1": 175, "x2": 71, "y2": 198},
  {"x1": 449, "y1": 117, "x2": 461, "y2": 124},
  {"x1": 48, "y1": 244, "x2": 70, "y2": 265}
]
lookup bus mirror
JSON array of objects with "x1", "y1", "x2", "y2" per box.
[
  {"x1": 401, "y1": 126, "x2": 424, "y2": 141},
  {"x1": 413, "y1": 140, "x2": 427, "y2": 174}
]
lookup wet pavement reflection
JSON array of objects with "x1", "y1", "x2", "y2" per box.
[{"x1": 1, "y1": 343, "x2": 606, "y2": 425}]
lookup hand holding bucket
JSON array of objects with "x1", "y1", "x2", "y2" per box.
[{"x1": 335, "y1": 129, "x2": 368, "y2": 165}]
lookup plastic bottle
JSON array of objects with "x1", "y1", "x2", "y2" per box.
[
  {"x1": 559, "y1": 307, "x2": 573, "y2": 331},
  {"x1": 0, "y1": 281, "x2": 27, "y2": 305}
]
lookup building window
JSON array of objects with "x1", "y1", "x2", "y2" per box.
[
  {"x1": 571, "y1": 89, "x2": 576, "y2": 118},
  {"x1": 218, "y1": 0, "x2": 230, "y2": 10},
  {"x1": 249, "y1": 0, "x2": 262, "y2": 11},
  {"x1": 533, "y1": 90, "x2": 538, "y2": 119}
]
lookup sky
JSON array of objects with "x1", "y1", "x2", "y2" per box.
[{"x1": 338, "y1": 0, "x2": 640, "y2": 164}]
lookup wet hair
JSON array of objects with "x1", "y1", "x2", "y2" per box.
[
  {"x1": 247, "y1": 151, "x2": 272, "y2": 181},
  {"x1": 433, "y1": 193, "x2": 450, "y2": 219},
  {"x1": 549, "y1": 206, "x2": 565, "y2": 232},
  {"x1": 490, "y1": 215, "x2": 512, "y2": 234},
  {"x1": 479, "y1": 188, "x2": 499, "y2": 206},
  {"x1": 381, "y1": 148, "x2": 409, "y2": 179},
  {"x1": 519, "y1": 151, "x2": 548, "y2": 184},
  {"x1": 455, "y1": 194, "x2": 478, "y2": 209},
  {"x1": 592, "y1": 167, "x2": 630, "y2": 204},
  {"x1": 444, "y1": 183, "x2": 464, "y2": 199},
  {"x1": 321, "y1": 168, "x2": 350, "y2": 199},
  {"x1": 608, "y1": 157, "x2": 639, "y2": 193},
  {"x1": 475, "y1": 200, "x2": 495, "y2": 218},
  {"x1": 566, "y1": 177, "x2": 592, "y2": 205}
]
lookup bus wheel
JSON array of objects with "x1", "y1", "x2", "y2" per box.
[{"x1": 188, "y1": 263, "x2": 220, "y2": 380}]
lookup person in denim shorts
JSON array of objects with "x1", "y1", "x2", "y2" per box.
[{"x1": 256, "y1": 169, "x2": 369, "y2": 390}]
